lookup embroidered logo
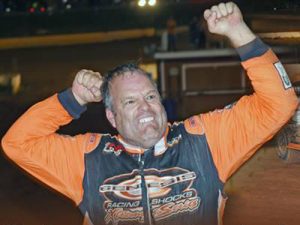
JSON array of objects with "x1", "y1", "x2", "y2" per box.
[
  {"x1": 274, "y1": 61, "x2": 292, "y2": 89},
  {"x1": 167, "y1": 134, "x2": 182, "y2": 147},
  {"x1": 88, "y1": 134, "x2": 96, "y2": 144},
  {"x1": 99, "y1": 168, "x2": 200, "y2": 225},
  {"x1": 188, "y1": 117, "x2": 197, "y2": 128},
  {"x1": 103, "y1": 142, "x2": 125, "y2": 156}
]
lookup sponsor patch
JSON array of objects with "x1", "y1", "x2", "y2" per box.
[
  {"x1": 103, "y1": 142, "x2": 125, "y2": 156},
  {"x1": 99, "y1": 168, "x2": 200, "y2": 225},
  {"x1": 274, "y1": 62, "x2": 292, "y2": 89},
  {"x1": 188, "y1": 117, "x2": 197, "y2": 128},
  {"x1": 167, "y1": 134, "x2": 182, "y2": 148},
  {"x1": 89, "y1": 134, "x2": 96, "y2": 144}
]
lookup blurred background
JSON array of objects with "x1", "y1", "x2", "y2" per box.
[{"x1": 0, "y1": 0, "x2": 300, "y2": 225}]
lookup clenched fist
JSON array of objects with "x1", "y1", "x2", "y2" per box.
[
  {"x1": 204, "y1": 2, "x2": 255, "y2": 47},
  {"x1": 72, "y1": 69, "x2": 103, "y2": 105}
]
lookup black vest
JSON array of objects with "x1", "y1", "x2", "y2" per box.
[{"x1": 79, "y1": 122, "x2": 224, "y2": 225}]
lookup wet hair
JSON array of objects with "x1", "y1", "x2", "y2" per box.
[{"x1": 100, "y1": 62, "x2": 157, "y2": 111}]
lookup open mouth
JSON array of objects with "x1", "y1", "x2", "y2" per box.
[{"x1": 139, "y1": 117, "x2": 154, "y2": 124}]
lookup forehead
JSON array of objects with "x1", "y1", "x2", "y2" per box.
[{"x1": 110, "y1": 71, "x2": 156, "y2": 93}]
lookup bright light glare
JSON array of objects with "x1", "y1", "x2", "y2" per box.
[
  {"x1": 66, "y1": 4, "x2": 72, "y2": 9},
  {"x1": 138, "y1": 0, "x2": 146, "y2": 7},
  {"x1": 148, "y1": 0, "x2": 156, "y2": 6}
]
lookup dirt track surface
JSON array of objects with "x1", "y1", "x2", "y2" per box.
[{"x1": 224, "y1": 145, "x2": 300, "y2": 225}]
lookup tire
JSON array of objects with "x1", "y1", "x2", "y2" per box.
[{"x1": 276, "y1": 124, "x2": 295, "y2": 161}]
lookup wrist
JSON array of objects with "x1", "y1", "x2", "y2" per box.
[
  {"x1": 58, "y1": 89, "x2": 87, "y2": 119},
  {"x1": 236, "y1": 38, "x2": 269, "y2": 61},
  {"x1": 72, "y1": 89, "x2": 88, "y2": 106},
  {"x1": 227, "y1": 22, "x2": 256, "y2": 48}
]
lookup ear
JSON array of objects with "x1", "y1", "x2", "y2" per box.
[{"x1": 106, "y1": 109, "x2": 116, "y2": 128}]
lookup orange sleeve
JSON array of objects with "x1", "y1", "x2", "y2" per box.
[
  {"x1": 1, "y1": 94, "x2": 101, "y2": 205},
  {"x1": 200, "y1": 50, "x2": 298, "y2": 182}
]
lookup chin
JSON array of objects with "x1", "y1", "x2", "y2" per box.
[{"x1": 142, "y1": 135, "x2": 162, "y2": 147}]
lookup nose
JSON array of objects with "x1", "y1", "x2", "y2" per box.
[{"x1": 139, "y1": 98, "x2": 151, "y2": 111}]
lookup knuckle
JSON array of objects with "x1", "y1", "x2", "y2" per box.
[{"x1": 211, "y1": 5, "x2": 218, "y2": 11}]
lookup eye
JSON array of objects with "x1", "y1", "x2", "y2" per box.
[
  {"x1": 124, "y1": 99, "x2": 135, "y2": 106},
  {"x1": 146, "y1": 94, "x2": 157, "y2": 101}
]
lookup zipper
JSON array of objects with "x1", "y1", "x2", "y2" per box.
[{"x1": 138, "y1": 153, "x2": 153, "y2": 225}]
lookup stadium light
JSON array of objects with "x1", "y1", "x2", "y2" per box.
[
  {"x1": 138, "y1": 0, "x2": 147, "y2": 7},
  {"x1": 148, "y1": 0, "x2": 156, "y2": 6}
]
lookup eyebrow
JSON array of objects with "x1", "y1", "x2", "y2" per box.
[
  {"x1": 120, "y1": 90, "x2": 158, "y2": 101},
  {"x1": 121, "y1": 96, "x2": 135, "y2": 103},
  {"x1": 146, "y1": 89, "x2": 157, "y2": 93}
]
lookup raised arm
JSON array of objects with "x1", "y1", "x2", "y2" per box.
[
  {"x1": 201, "y1": 2, "x2": 298, "y2": 182},
  {"x1": 1, "y1": 70, "x2": 103, "y2": 205},
  {"x1": 203, "y1": 2, "x2": 255, "y2": 47}
]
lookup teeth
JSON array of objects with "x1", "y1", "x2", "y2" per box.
[{"x1": 139, "y1": 117, "x2": 154, "y2": 123}]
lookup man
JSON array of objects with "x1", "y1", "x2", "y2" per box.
[{"x1": 1, "y1": 2, "x2": 298, "y2": 225}]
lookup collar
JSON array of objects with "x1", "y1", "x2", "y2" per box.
[{"x1": 116, "y1": 126, "x2": 169, "y2": 156}]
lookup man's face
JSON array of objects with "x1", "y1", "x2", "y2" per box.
[{"x1": 106, "y1": 72, "x2": 167, "y2": 149}]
